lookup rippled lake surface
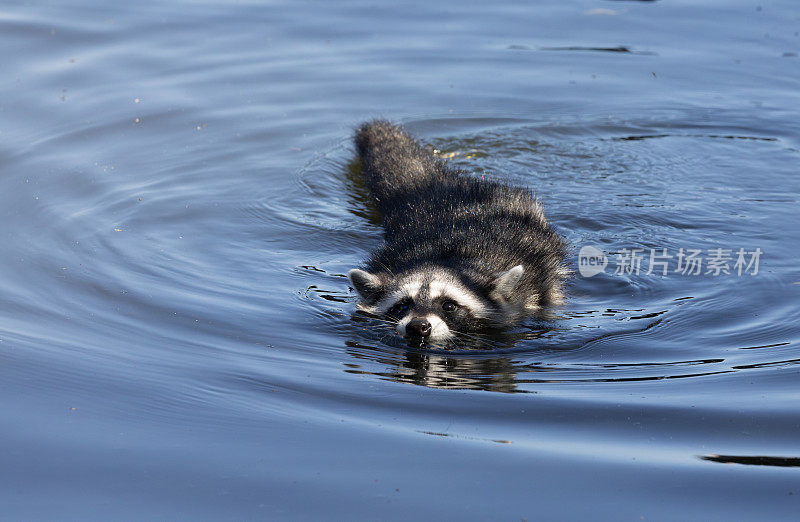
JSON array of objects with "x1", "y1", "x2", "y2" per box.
[{"x1": 2, "y1": 0, "x2": 799, "y2": 519}]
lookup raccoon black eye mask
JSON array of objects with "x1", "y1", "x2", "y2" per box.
[{"x1": 349, "y1": 121, "x2": 568, "y2": 345}]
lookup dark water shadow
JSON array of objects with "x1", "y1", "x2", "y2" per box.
[
  {"x1": 700, "y1": 455, "x2": 800, "y2": 468},
  {"x1": 539, "y1": 46, "x2": 657, "y2": 56},
  {"x1": 610, "y1": 133, "x2": 778, "y2": 142}
]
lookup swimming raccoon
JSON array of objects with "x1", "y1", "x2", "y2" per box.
[{"x1": 349, "y1": 121, "x2": 567, "y2": 346}]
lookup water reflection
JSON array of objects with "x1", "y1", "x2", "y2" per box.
[
  {"x1": 343, "y1": 158, "x2": 383, "y2": 227},
  {"x1": 344, "y1": 340, "x2": 524, "y2": 393}
]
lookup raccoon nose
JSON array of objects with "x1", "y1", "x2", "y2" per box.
[{"x1": 406, "y1": 318, "x2": 432, "y2": 337}]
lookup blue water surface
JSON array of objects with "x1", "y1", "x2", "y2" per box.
[{"x1": 1, "y1": 0, "x2": 799, "y2": 519}]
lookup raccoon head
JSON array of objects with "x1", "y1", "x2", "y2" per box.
[{"x1": 349, "y1": 265, "x2": 525, "y2": 345}]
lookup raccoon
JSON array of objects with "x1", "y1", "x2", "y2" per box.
[{"x1": 348, "y1": 121, "x2": 567, "y2": 346}]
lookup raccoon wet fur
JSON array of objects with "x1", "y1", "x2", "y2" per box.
[{"x1": 348, "y1": 121, "x2": 568, "y2": 346}]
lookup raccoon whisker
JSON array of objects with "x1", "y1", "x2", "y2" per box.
[
  {"x1": 366, "y1": 316, "x2": 400, "y2": 327},
  {"x1": 445, "y1": 328, "x2": 476, "y2": 339},
  {"x1": 353, "y1": 311, "x2": 398, "y2": 326},
  {"x1": 449, "y1": 330, "x2": 490, "y2": 343},
  {"x1": 373, "y1": 259, "x2": 396, "y2": 278}
]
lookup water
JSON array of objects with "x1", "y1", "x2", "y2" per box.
[{"x1": 2, "y1": 0, "x2": 799, "y2": 519}]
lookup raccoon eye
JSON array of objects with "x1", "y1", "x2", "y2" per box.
[
  {"x1": 441, "y1": 299, "x2": 458, "y2": 312},
  {"x1": 387, "y1": 298, "x2": 412, "y2": 318}
]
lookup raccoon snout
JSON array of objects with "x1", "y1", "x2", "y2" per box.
[{"x1": 406, "y1": 318, "x2": 432, "y2": 337}]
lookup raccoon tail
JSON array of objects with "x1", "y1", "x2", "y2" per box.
[{"x1": 355, "y1": 120, "x2": 449, "y2": 207}]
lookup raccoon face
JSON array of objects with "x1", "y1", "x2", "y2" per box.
[{"x1": 349, "y1": 265, "x2": 523, "y2": 345}]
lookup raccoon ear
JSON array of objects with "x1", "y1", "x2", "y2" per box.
[
  {"x1": 348, "y1": 269, "x2": 384, "y2": 302},
  {"x1": 492, "y1": 265, "x2": 524, "y2": 299}
]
